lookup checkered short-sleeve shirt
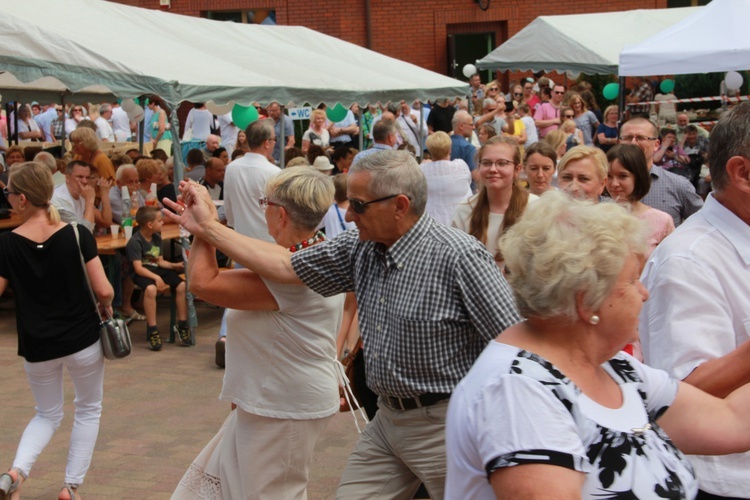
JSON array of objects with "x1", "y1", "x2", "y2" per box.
[{"x1": 291, "y1": 214, "x2": 521, "y2": 398}]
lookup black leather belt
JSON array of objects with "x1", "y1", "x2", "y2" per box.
[{"x1": 384, "y1": 393, "x2": 451, "y2": 411}]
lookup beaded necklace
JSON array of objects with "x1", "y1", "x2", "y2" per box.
[{"x1": 288, "y1": 230, "x2": 326, "y2": 253}]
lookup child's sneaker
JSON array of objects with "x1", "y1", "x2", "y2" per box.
[
  {"x1": 148, "y1": 330, "x2": 162, "y2": 351},
  {"x1": 175, "y1": 325, "x2": 191, "y2": 346}
]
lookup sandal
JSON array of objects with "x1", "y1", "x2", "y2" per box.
[
  {"x1": 58, "y1": 483, "x2": 79, "y2": 500},
  {"x1": 120, "y1": 310, "x2": 146, "y2": 322},
  {"x1": 0, "y1": 468, "x2": 26, "y2": 498}
]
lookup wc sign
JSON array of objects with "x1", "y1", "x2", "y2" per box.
[{"x1": 288, "y1": 107, "x2": 312, "y2": 120}]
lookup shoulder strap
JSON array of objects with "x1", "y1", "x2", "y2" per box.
[
  {"x1": 334, "y1": 203, "x2": 347, "y2": 231},
  {"x1": 73, "y1": 223, "x2": 104, "y2": 322}
]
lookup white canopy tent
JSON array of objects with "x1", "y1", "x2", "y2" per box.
[
  {"x1": 0, "y1": 0, "x2": 468, "y2": 107},
  {"x1": 0, "y1": 73, "x2": 115, "y2": 104},
  {"x1": 619, "y1": 0, "x2": 750, "y2": 76},
  {"x1": 476, "y1": 7, "x2": 698, "y2": 75}
]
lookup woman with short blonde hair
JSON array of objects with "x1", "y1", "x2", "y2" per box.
[
  {"x1": 173, "y1": 167, "x2": 343, "y2": 499},
  {"x1": 420, "y1": 131, "x2": 472, "y2": 225},
  {"x1": 447, "y1": 189, "x2": 750, "y2": 499}
]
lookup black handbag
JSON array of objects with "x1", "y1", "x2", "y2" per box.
[{"x1": 73, "y1": 223, "x2": 132, "y2": 360}]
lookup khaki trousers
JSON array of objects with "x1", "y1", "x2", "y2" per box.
[{"x1": 336, "y1": 399, "x2": 448, "y2": 500}]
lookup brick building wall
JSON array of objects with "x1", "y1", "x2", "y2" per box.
[{"x1": 112, "y1": 0, "x2": 665, "y2": 76}]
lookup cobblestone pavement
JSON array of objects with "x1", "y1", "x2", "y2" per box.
[{"x1": 0, "y1": 296, "x2": 360, "y2": 499}]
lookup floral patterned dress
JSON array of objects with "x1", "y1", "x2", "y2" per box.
[{"x1": 446, "y1": 341, "x2": 697, "y2": 499}]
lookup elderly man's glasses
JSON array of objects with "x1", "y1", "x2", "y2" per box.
[
  {"x1": 258, "y1": 196, "x2": 283, "y2": 210},
  {"x1": 348, "y1": 194, "x2": 401, "y2": 214},
  {"x1": 619, "y1": 135, "x2": 657, "y2": 143}
]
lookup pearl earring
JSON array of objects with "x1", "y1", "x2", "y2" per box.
[{"x1": 589, "y1": 315, "x2": 600, "y2": 325}]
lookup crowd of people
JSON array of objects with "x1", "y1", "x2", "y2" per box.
[{"x1": 1, "y1": 73, "x2": 747, "y2": 500}]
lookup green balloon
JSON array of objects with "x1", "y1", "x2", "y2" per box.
[
  {"x1": 232, "y1": 104, "x2": 259, "y2": 130},
  {"x1": 602, "y1": 83, "x2": 620, "y2": 101},
  {"x1": 326, "y1": 103, "x2": 348, "y2": 123},
  {"x1": 660, "y1": 79, "x2": 675, "y2": 94}
]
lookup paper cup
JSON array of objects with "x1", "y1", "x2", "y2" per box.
[
  {"x1": 110, "y1": 225, "x2": 120, "y2": 238},
  {"x1": 123, "y1": 225, "x2": 134, "y2": 241}
]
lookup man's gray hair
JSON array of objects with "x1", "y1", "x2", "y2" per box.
[
  {"x1": 350, "y1": 150, "x2": 427, "y2": 217},
  {"x1": 452, "y1": 110, "x2": 471, "y2": 130},
  {"x1": 99, "y1": 103, "x2": 112, "y2": 114},
  {"x1": 116, "y1": 163, "x2": 138, "y2": 181},
  {"x1": 372, "y1": 119, "x2": 397, "y2": 143},
  {"x1": 483, "y1": 98, "x2": 496, "y2": 109},
  {"x1": 707, "y1": 101, "x2": 750, "y2": 191},
  {"x1": 246, "y1": 118, "x2": 274, "y2": 149},
  {"x1": 33, "y1": 152, "x2": 57, "y2": 173}
]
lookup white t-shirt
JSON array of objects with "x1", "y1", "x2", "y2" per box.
[
  {"x1": 111, "y1": 107, "x2": 132, "y2": 142},
  {"x1": 521, "y1": 115, "x2": 539, "y2": 148},
  {"x1": 217, "y1": 112, "x2": 240, "y2": 156},
  {"x1": 94, "y1": 116, "x2": 115, "y2": 142},
  {"x1": 17, "y1": 118, "x2": 41, "y2": 142},
  {"x1": 420, "y1": 159, "x2": 472, "y2": 226},
  {"x1": 446, "y1": 342, "x2": 696, "y2": 499},
  {"x1": 223, "y1": 152, "x2": 279, "y2": 241},
  {"x1": 183, "y1": 108, "x2": 214, "y2": 142},
  {"x1": 51, "y1": 183, "x2": 94, "y2": 232},
  {"x1": 452, "y1": 193, "x2": 538, "y2": 258},
  {"x1": 220, "y1": 277, "x2": 344, "y2": 419},
  {"x1": 640, "y1": 193, "x2": 750, "y2": 496},
  {"x1": 302, "y1": 128, "x2": 330, "y2": 148},
  {"x1": 318, "y1": 203, "x2": 356, "y2": 239}
]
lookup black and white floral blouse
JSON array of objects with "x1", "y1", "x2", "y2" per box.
[{"x1": 446, "y1": 341, "x2": 697, "y2": 499}]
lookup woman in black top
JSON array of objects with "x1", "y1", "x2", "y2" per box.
[{"x1": 0, "y1": 162, "x2": 113, "y2": 500}]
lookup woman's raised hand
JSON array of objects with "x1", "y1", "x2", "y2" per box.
[{"x1": 162, "y1": 180, "x2": 218, "y2": 237}]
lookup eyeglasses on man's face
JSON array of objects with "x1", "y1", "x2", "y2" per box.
[
  {"x1": 347, "y1": 194, "x2": 401, "y2": 214},
  {"x1": 619, "y1": 135, "x2": 657, "y2": 143}
]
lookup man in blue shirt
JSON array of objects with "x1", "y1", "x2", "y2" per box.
[{"x1": 450, "y1": 110, "x2": 478, "y2": 189}]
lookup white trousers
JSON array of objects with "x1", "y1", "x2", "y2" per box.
[{"x1": 13, "y1": 341, "x2": 105, "y2": 485}]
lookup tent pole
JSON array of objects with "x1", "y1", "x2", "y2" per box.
[
  {"x1": 418, "y1": 102, "x2": 424, "y2": 162},
  {"x1": 617, "y1": 76, "x2": 626, "y2": 131},
  {"x1": 358, "y1": 103, "x2": 363, "y2": 152},
  {"x1": 60, "y1": 94, "x2": 66, "y2": 151},
  {"x1": 280, "y1": 104, "x2": 286, "y2": 168},
  {"x1": 169, "y1": 105, "x2": 184, "y2": 183},
  {"x1": 12, "y1": 101, "x2": 19, "y2": 146},
  {"x1": 138, "y1": 96, "x2": 145, "y2": 154}
]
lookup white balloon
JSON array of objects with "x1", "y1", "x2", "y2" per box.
[
  {"x1": 462, "y1": 64, "x2": 477, "y2": 79},
  {"x1": 120, "y1": 98, "x2": 136, "y2": 112},
  {"x1": 206, "y1": 101, "x2": 234, "y2": 115},
  {"x1": 127, "y1": 104, "x2": 144, "y2": 123},
  {"x1": 725, "y1": 71, "x2": 743, "y2": 91}
]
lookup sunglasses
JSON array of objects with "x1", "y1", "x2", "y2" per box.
[
  {"x1": 553, "y1": 91, "x2": 565, "y2": 95},
  {"x1": 513, "y1": 93, "x2": 522, "y2": 97},
  {"x1": 487, "y1": 87, "x2": 499, "y2": 92},
  {"x1": 347, "y1": 194, "x2": 401, "y2": 214}
]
